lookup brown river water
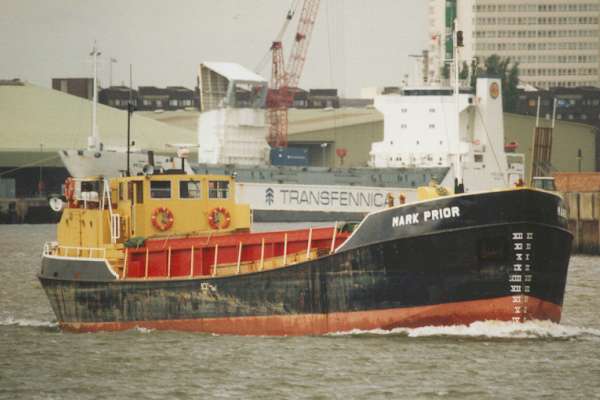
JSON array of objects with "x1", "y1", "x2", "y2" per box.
[{"x1": 1, "y1": 224, "x2": 599, "y2": 399}]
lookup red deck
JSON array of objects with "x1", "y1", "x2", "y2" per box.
[{"x1": 124, "y1": 226, "x2": 351, "y2": 279}]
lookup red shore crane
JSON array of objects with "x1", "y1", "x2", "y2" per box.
[{"x1": 266, "y1": 0, "x2": 320, "y2": 148}]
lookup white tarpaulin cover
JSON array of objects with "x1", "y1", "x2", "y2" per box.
[{"x1": 202, "y1": 62, "x2": 266, "y2": 83}]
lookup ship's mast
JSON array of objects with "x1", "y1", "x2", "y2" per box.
[
  {"x1": 89, "y1": 43, "x2": 101, "y2": 151},
  {"x1": 452, "y1": 22, "x2": 464, "y2": 193},
  {"x1": 127, "y1": 64, "x2": 133, "y2": 177}
]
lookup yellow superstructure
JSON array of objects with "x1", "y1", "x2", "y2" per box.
[{"x1": 57, "y1": 173, "x2": 251, "y2": 250}]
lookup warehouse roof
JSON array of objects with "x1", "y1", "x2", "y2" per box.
[{"x1": 0, "y1": 82, "x2": 196, "y2": 153}]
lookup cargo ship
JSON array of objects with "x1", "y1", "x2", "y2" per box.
[
  {"x1": 38, "y1": 168, "x2": 572, "y2": 334},
  {"x1": 59, "y1": 61, "x2": 524, "y2": 221}
]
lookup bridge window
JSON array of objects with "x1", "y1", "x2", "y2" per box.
[
  {"x1": 81, "y1": 180, "x2": 101, "y2": 193},
  {"x1": 209, "y1": 180, "x2": 229, "y2": 199},
  {"x1": 150, "y1": 181, "x2": 171, "y2": 199},
  {"x1": 180, "y1": 180, "x2": 201, "y2": 199}
]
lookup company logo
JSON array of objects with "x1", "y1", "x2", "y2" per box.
[
  {"x1": 490, "y1": 82, "x2": 500, "y2": 99},
  {"x1": 278, "y1": 188, "x2": 385, "y2": 208},
  {"x1": 265, "y1": 187, "x2": 274, "y2": 206}
]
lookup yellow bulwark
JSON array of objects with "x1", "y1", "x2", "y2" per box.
[
  {"x1": 416, "y1": 182, "x2": 451, "y2": 201},
  {"x1": 57, "y1": 173, "x2": 251, "y2": 250}
]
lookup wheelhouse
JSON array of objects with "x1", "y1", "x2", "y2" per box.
[{"x1": 57, "y1": 173, "x2": 251, "y2": 250}]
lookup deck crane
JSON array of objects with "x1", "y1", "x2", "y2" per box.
[{"x1": 266, "y1": 0, "x2": 320, "y2": 148}]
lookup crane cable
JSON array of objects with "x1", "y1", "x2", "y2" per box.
[
  {"x1": 254, "y1": 0, "x2": 301, "y2": 74},
  {"x1": 475, "y1": 106, "x2": 508, "y2": 186},
  {"x1": 325, "y1": 0, "x2": 341, "y2": 162},
  {"x1": 0, "y1": 155, "x2": 61, "y2": 177}
]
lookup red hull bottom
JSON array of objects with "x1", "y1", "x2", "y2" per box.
[{"x1": 61, "y1": 296, "x2": 562, "y2": 335}]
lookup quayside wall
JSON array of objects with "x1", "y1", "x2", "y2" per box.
[{"x1": 556, "y1": 172, "x2": 600, "y2": 254}]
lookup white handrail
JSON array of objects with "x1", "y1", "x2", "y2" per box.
[
  {"x1": 306, "y1": 226, "x2": 313, "y2": 258},
  {"x1": 330, "y1": 221, "x2": 338, "y2": 253},
  {"x1": 212, "y1": 244, "x2": 219, "y2": 277},
  {"x1": 236, "y1": 242, "x2": 243, "y2": 274},
  {"x1": 42, "y1": 242, "x2": 106, "y2": 259},
  {"x1": 260, "y1": 238, "x2": 265, "y2": 271},
  {"x1": 103, "y1": 179, "x2": 120, "y2": 244},
  {"x1": 283, "y1": 233, "x2": 288, "y2": 266},
  {"x1": 42, "y1": 241, "x2": 57, "y2": 256},
  {"x1": 111, "y1": 214, "x2": 121, "y2": 241},
  {"x1": 189, "y1": 246, "x2": 195, "y2": 277}
]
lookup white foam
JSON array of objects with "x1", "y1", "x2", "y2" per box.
[
  {"x1": 133, "y1": 326, "x2": 155, "y2": 334},
  {"x1": 329, "y1": 320, "x2": 600, "y2": 340},
  {"x1": 0, "y1": 316, "x2": 57, "y2": 328}
]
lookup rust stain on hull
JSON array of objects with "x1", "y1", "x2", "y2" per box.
[{"x1": 60, "y1": 296, "x2": 562, "y2": 335}]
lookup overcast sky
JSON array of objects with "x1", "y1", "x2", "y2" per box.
[{"x1": 1, "y1": 0, "x2": 427, "y2": 97}]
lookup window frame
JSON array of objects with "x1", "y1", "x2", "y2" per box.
[
  {"x1": 179, "y1": 180, "x2": 202, "y2": 200},
  {"x1": 150, "y1": 180, "x2": 171, "y2": 199},
  {"x1": 208, "y1": 180, "x2": 230, "y2": 199}
]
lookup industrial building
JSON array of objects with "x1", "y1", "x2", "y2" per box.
[
  {"x1": 136, "y1": 101, "x2": 599, "y2": 175},
  {"x1": 52, "y1": 78, "x2": 94, "y2": 100},
  {"x1": 0, "y1": 78, "x2": 598, "y2": 222},
  {"x1": 98, "y1": 85, "x2": 200, "y2": 111},
  {"x1": 514, "y1": 86, "x2": 600, "y2": 167},
  {"x1": 0, "y1": 79, "x2": 196, "y2": 221}
]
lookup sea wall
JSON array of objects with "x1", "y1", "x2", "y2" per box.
[{"x1": 0, "y1": 198, "x2": 59, "y2": 224}]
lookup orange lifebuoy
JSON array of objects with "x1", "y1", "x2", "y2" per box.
[
  {"x1": 151, "y1": 207, "x2": 174, "y2": 231},
  {"x1": 64, "y1": 177, "x2": 76, "y2": 207},
  {"x1": 208, "y1": 207, "x2": 231, "y2": 229}
]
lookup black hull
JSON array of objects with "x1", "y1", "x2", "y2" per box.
[{"x1": 39, "y1": 189, "x2": 572, "y2": 334}]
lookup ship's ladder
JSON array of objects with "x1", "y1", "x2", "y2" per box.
[{"x1": 101, "y1": 179, "x2": 121, "y2": 244}]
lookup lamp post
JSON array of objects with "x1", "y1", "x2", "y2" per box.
[
  {"x1": 38, "y1": 144, "x2": 43, "y2": 196},
  {"x1": 89, "y1": 43, "x2": 101, "y2": 151},
  {"x1": 127, "y1": 64, "x2": 133, "y2": 177}
]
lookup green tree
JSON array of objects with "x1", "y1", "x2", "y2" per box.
[
  {"x1": 469, "y1": 57, "x2": 485, "y2": 88},
  {"x1": 441, "y1": 61, "x2": 470, "y2": 81},
  {"x1": 470, "y1": 54, "x2": 520, "y2": 112},
  {"x1": 441, "y1": 63, "x2": 450, "y2": 80},
  {"x1": 459, "y1": 61, "x2": 469, "y2": 80}
]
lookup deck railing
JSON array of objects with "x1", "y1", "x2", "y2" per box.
[
  {"x1": 70, "y1": 224, "x2": 348, "y2": 281},
  {"x1": 42, "y1": 241, "x2": 107, "y2": 259}
]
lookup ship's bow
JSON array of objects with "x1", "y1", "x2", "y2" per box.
[{"x1": 337, "y1": 187, "x2": 573, "y2": 325}]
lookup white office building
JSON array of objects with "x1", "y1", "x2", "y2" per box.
[{"x1": 427, "y1": 0, "x2": 600, "y2": 88}]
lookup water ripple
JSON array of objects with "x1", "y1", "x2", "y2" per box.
[
  {"x1": 0, "y1": 316, "x2": 57, "y2": 329},
  {"x1": 2, "y1": 225, "x2": 600, "y2": 399}
]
